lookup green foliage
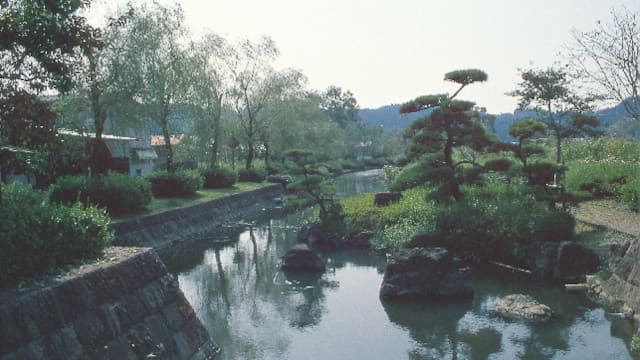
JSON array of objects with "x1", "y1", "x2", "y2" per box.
[
  {"x1": 146, "y1": 169, "x2": 203, "y2": 197},
  {"x1": 620, "y1": 178, "x2": 639, "y2": 211},
  {"x1": 565, "y1": 160, "x2": 639, "y2": 199},
  {"x1": 238, "y1": 167, "x2": 266, "y2": 182},
  {"x1": 432, "y1": 184, "x2": 574, "y2": 261},
  {"x1": 524, "y1": 161, "x2": 565, "y2": 186},
  {"x1": 341, "y1": 187, "x2": 433, "y2": 238},
  {"x1": 630, "y1": 334, "x2": 640, "y2": 357},
  {"x1": 0, "y1": 184, "x2": 113, "y2": 288},
  {"x1": 389, "y1": 162, "x2": 431, "y2": 191},
  {"x1": 51, "y1": 173, "x2": 152, "y2": 215},
  {"x1": 563, "y1": 138, "x2": 640, "y2": 162},
  {"x1": 266, "y1": 174, "x2": 295, "y2": 186},
  {"x1": 201, "y1": 166, "x2": 237, "y2": 188},
  {"x1": 380, "y1": 165, "x2": 401, "y2": 188},
  {"x1": 399, "y1": 68, "x2": 498, "y2": 201}
]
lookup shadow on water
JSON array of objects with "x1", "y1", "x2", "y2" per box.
[{"x1": 167, "y1": 170, "x2": 636, "y2": 360}]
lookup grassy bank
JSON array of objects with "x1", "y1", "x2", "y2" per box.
[{"x1": 112, "y1": 182, "x2": 269, "y2": 222}]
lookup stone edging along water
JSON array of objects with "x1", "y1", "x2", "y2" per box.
[
  {"x1": 110, "y1": 184, "x2": 284, "y2": 259},
  {"x1": 0, "y1": 248, "x2": 218, "y2": 359},
  {"x1": 0, "y1": 184, "x2": 284, "y2": 360}
]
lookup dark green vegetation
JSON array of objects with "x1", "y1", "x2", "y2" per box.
[
  {"x1": 202, "y1": 166, "x2": 237, "y2": 188},
  {"x1": 51, "y1": 172, "x2": 152, "y2": 215},
  {"x1": 0, "y1": 183, "x2": 113, "y2": 288},
  {"x1": 146, "y1": 170, "x2": 204, "y2": 197},
  {"x1": 563, "y1": 138, "x2": 639, "y2": 211}
]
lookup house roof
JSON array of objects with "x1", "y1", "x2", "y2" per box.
[
  {"x1": 150, "y1": 134, "x2": 184, "y2": 146},
  {"x1": 58, "y1": 129, "x2": 139, "y2": 141}
]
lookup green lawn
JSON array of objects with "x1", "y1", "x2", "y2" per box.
[{"x1": 112, "y1": 182, "x2": 269, "y2": 223}]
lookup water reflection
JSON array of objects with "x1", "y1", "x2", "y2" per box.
[{"x1": 169, "y1": 170, "x2": 635, "y2": 360}]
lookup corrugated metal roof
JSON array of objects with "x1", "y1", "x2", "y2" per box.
[{"x1": 58, "y1": 129, "x2": 138, "y2": 141}]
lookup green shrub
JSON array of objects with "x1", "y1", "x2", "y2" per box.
[
  {"x1": 524, "y1": 161, "x2": 565, "y2": 186},
  {"x1": 238, "y1": 167, "x2": 266, "y2": 182},
  {"x1": 201, "y1": 167, "x2": 237, "y2": 188},
  {"x1": 266, "y1": 162, "x2": 285, "y2": 175},
  {"x1": 266, "y1": 174, "x2": 296, "y2": 186},
  {"x1": 51, "y1": 173, "x2": 152, "y2": 215},
  {"x1": 620, "y1": 178, "x2": 639, "y2": 211},
  {"x1": 0, "y1": 184, "x2": 113, "y2": 287},
  {"x1": 146, "y1": 170, "x2": 203, "y2": 197},
  {"x1": 323, "y1": 160, "x2": 344, "y2": 174},
  {"x1": 630, "y1": 334, "x2": 640, "y2": 357},
  {"x1": 565, "y1": 160, "x2": 639, "y2": 199},
  {"x1": 432, "y1": 184, "x2": 574, "y2": 261}
]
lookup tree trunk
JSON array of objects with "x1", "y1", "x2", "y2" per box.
[
  {"x1": 161, "y1": 94, "x2": 174, "y2": 173},
  {"x1": 245, "y1": 140, "x2": 254, "y2": 169},
  {"x1": 89, "y1": 56, "x2": 107, "y2": 176},
  {"x1": 555, "y1": 134, "x2": 562, "y2": 164},
  {"x1": 264, "y1": 142, "x2": 270, "y2": 169}
]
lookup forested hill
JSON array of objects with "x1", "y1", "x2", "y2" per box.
[
  {"x1": 358, "y1": 104, "x2": 432, "y2": 132},
  {"x1": 359, "y1": 101, "x2": 636, "y2": 140}
]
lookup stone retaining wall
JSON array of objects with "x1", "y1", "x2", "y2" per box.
[
  {"x1": 111, "y1": 184, "x2": 284, "y2": 255},
  {"x1": 598, "y1": 237, "x2": 640, "y2": 313},
  {"x1": 0, "y1": 248, "x2": 217, "y2": 360}
]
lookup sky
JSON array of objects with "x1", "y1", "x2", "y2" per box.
[{"x1": 87, "y1": 0, "x2": 639, "y2": 114}]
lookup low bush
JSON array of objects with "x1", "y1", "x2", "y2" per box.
[
  {"x1": 238, "y1": 167, "x2": 266, "y2": 182},
  {"x1": 620, "y1": 178, "x2": 639, "y2": 211},
  {"x1": 0, "y1": 184, "x2": 113, "y2": 287},
  {"x1": 565, "y1": 160, "x2": 638, "y2": 199},
  {"x1": 342, "y1": 183, "x2": 576, "y2": 262},
  {"x1": 146, "y1": 170, "x2": 203, "y2": 197},
  {"x1": 51, "y1": 172, "x2": 152, "y2": 215},
  {"x1": 266, "y1": 174, "x2": 296, "y2": 186},
  {"x1": 201, "y1": 167, "x2": 237, "y2": 188}
]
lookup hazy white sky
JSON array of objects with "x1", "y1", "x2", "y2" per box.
[{"x1": 88, "y1": 0, "x2": 639, "y2": 113}]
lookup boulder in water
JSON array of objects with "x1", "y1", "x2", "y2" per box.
[
  {"x1": 494, "y1": 294, "x2": 552, "y2": 323},
  {"x1": 380, "y1": 247, "x2": 473, "y2": 301},
  {"x1": 280, "y1": 244, "x2": 325, "y2": 272}
]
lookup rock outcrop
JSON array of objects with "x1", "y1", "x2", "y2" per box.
[
  {"x1": 597, "y1": 237, "x2": 640, "y2": 313},
  {"x1": 297, "y1": 223, "x2": 333, "y2": 249},
  {"x1": 527, "y1": 241, "x2": 599, "y2": 283},
  {"x1": 0, "y1": 248, "x2": 217, "y2": 360},
  {"x1": 494, "y1": 294, "x2": 552, "y2": 323},
  {"x1": 280, "y1": 244, "x2": 326, "y2": 272},
  {"x1": 379, "y1": 247, "x2": 473, "y2": 301}
]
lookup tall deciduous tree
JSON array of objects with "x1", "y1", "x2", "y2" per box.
[
  {"x1": 188, "y1": 32, "x2": 229, "y2": 168},
  {"x1": 124, "y1": 2, "x2": 188, "y2": 172},
  {"x1": 400, "y1": 69, "x2": 496, "y2": 201},
  {"x1": 509, "y1": 67, "x2": 601, "y2": 164},
  {"x1": 321, "y1": 86, "x2": 361, "y2": 127},
  {"x1": 0, "y1": 0, "x2": 97, "y2": 202},
  {"x1": 568, "y1": 7, "x2": 640, "y2": 122}
]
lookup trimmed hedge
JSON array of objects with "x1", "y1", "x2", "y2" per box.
[
  {"x1": 202, "y1": 167, "x2": 237, "y2": 188},
  {"x1": 0, "y1": 184, "x2": 113, "y2": 287},
  {"x1": 146, "y1": 170, "x2": 203, "y2": 197},
  {"x1": 51, "y1": 173, "x2": 152, "y2": 215},
  {"x1": 238, "y1": 167, "x2": 266, "y2": 182}
]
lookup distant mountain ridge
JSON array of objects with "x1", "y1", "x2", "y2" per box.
[{"x1": 359, "y1": 101, "x2": 635, "y2": 141}]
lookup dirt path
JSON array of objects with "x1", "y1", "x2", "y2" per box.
[{"x1": 572, "y1": 199, "x2": 640, "y2": 237}]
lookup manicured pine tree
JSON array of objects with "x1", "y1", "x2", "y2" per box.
[{"x1": 399, "y1": 69, "x2": 500, "y2": 201}]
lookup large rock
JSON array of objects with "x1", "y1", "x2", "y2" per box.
[
  {"x1": 379, "y1": 247, "x2": 473, "y2": 301},
  {"x1": 374, "y1": 192, "x2": 401, "y2": 207},
  {"x1": 297, "y1": 223, "x2": 334, "y2": 249},
  {"x1": 280, "y1": 244, "x2": 325, "y2": 272},
  {"x1": 554, "y1": 242, "x2": 600, "y2": 283},
  {"x1": 526, "y1": 241, "x2": 600, "y2": 283},
  {"x1": 494, "y1": 294, "x2": 552, "y2": 323}
]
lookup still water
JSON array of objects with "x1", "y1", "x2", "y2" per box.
[{"x1": 167, "y1": 170, "x2": 635, "y2": 360}]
